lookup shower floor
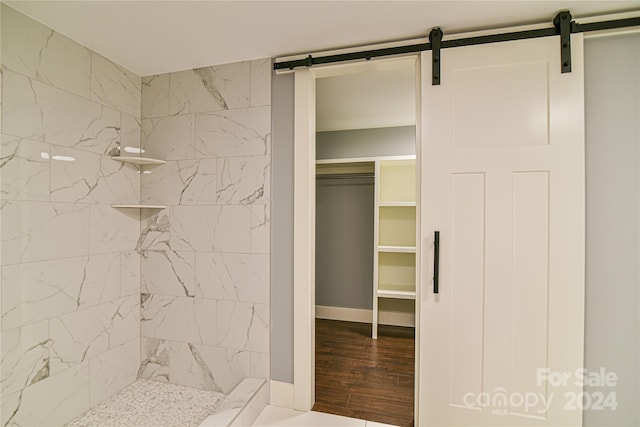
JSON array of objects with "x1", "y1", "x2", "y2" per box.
[{"x1": 67, "y1": 379, "x2": 225, "y2": 427}]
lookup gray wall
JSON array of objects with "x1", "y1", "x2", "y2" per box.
[
  {"x1": 271, "y1": 72, "x2": 295, "y2": 383},
  {"x1": 317, "y1": 126, "x2": 415, "y2": 159},
  {"x1": 584, "y1": 34, "x2": 640, "y2": 427},
  {"x1": 316, "y1": 177, "x2": 374, "y2": 309}
]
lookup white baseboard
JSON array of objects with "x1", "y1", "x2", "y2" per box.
[
  {"x1": 315, "y1": 305, "x2": 414, "y2": 327},
  {"x1": 269, "y1": 380, "x2": 295, "y2": 409}
]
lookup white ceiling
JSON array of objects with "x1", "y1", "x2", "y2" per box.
[{"x1": 6, "y1": 1, "x2": 640, "y2": 77}]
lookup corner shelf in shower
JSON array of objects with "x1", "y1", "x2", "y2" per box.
[
  {"x1": 112, "y1": 204, "x2": 166, "y2": 209},
  {"x1": 111, "y1": 156, "x2": 167, "y2": 165}
]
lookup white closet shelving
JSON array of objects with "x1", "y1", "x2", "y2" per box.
[
  {"x1": 373, "y1": 158, "x2": 416, "y2": 339},
  {"x1": 111, "y1": 153, "x2": 166, "y2": 210},
  {"x1": 316, "y1": 156, "x2": 417, "y2": 339}
]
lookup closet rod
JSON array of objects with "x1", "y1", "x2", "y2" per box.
[{"x1": 316, "y1": 173, "x2": 375, "y2": 180}]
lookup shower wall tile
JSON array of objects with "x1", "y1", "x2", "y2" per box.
[
  {"x1": 195, "y1": 106, "x2": 271, "y2": 157},
  {"x1": 49, "y1": 296, "x2": 139, "y2": 374},
  {"x1": 90, "y1": 52, "x2": 142, "y2": 118},
  {"x1": 2, "y1": 70, "x2": 120, "y2": 155},
  {"x1": 250, "y1": 58, "x2": 272, "y2": 107},
  {"x1": 142, "y1": 74, "x2": 170, "y2": 118},
  {"x1": 1, "y1": 362, "x2": 90, "y2": 427},
  {"x1": 138, "y1": 208, "x2": 171, "y2": 251},
  {"x1": 1, "y1": 257, "x2": 84, "y2": 330},
  {"x1": 141, "y1": 250, "x2": 195, "y2": 297},
  {"x1": 216, "y1": 156, "x2": 270, "y2": 205},
  {"x1": 169, "y1": 62, "x2": 250, "y2": 115},
  {"x1": 1, "y1": 201, "x2": 91, "y2": 265},
  {"x1": 50, "y1": 146, "x2": 139, "y2": 204},
  {"x1": 168, "y1": 341, "x2": 249, "y2": 394},
  {"x1": 90, "y1": 205, "x2": 140, "y2": 254},
  {"x1": 1, "y1": 7, "x2": 142, "y2": 421},
  {"x1": 1, "y1": 4, "x2": 91, "y2": 98},
  {"x1": 139, "y1": 337, "x2": 170, "y2": 382},
  {"x1": 171, "y1": 205, "x2": 251, "y2": 253},
  {"x1": 121, "y1": 251, "x2": 141, "y2": 297},
  {"x1": 89, "y1": 338, "x2": 140, "y2": 407},
  {"x1": 0, "y1": 320, "x2": 50, "y2": 395},
  {"x1": 141, "y1": 115, "x2": 195, "y2": 160},
  {"x1": 195, "y1": 253, "x2": 269, "y2": 304},
  {"x1": 140, "y1": 294, "x2": 200, "y2": 343},
  {"x1": 0, "y1": 135, "x2": 50, "y2": 201},
  {"x1": 139, "y1": 58, "x2": 271, "y2": 392},
  {"x1": 121, "y1": 113, "x2": 142, "y2": 152},
  {"x1": 250, "y1": 205, "x2": 270, "y2": 254},
  {"x1": 217, "y1": 301, "x2": 269, "y2": 353}
]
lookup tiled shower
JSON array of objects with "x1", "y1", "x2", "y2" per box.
[{"x1": 0, "y1": 4, "x2": 270, "y2": 425}]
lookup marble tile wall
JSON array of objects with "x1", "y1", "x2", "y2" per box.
[
  {"x1": 0, "y1": 5, "x2": 141, "y2": 426},
  {"x1": 138, "y1": 58, "x2": 271, "y2": 394}
]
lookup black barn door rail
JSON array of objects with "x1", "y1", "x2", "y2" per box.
[{"x1": 273, "y1": 11, "x2": 640, "y2": 84}]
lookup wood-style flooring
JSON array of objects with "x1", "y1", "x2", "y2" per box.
[{"x1": 313, "y1": 319, "x2": 415, "y2": 427}]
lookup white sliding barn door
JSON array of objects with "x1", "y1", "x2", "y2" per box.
[{"x1": 420, "y1": 35, "x2": 585, "y2": 426}]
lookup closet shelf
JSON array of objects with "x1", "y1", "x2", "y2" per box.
[
  {"x1": 379, "y1": 201, "x2": 416, "y2": 207},
  {"x1": 378, "y1": 245, "x2": 416, "y2": 253},
  {"x1": 112, "y1": 156, "x2": 166, "y2": 165},
  {"x1": 112, "y1": 204, "x2": 166, "y2": 209},
  {"x1": 377, "y1": 288, "x2": 416, "y2": 300}
]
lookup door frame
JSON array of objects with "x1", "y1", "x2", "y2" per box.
[{"x1": 291, "y1": 56, "x2": 423, "y2": 425}]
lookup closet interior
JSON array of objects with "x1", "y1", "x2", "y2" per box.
[{"x1": 313, "y1": 60, "x2": 417, "y2": 426}]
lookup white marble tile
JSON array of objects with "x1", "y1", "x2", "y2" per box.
[
  {"x1": 253, "y1": 406, "x2": 367, "y2": 427},
  {"x1": 169, "y1": 342, "x2": 249, "y2": 394},
  {"x1": 141, "y1": 250, "x2": 195, "y2": 297},
  {"x1": 90, "y1": 204, "x2": 140, "y2": 254},
  {"x1": 1, "y1": 4, "x2": 91, "y2": 98},
  {"x1": 171, "y1": 205, "x2": 251, "y2": 253},
  {"x1": 138, "y1": 337, "x2": 170, "y2": 382},
  {"x1": 120, "y1": 250, "x2": 140, "y2": 297},
  {"x1": 1, "y1": 320, "x2": 50, "y2": 395},
  {"x1": 251, "y1": 205, "x2": 270, "y2": 254},
  {"x1": 91, "y1": 52, "x2": 141, "y2": 117},
  {"x1": 89, "y1": 338, "x2": 139, "y2": 406},
  {"x1": 195, "y1": 106, "x2": 270, "y2": 157},
  {"x1": 195, "y1": 253, "x2": 269, "y2": 304},
  {"x1": 141, "y1": 114, "x2": 195, "y2": 160},
  {"x1": 77, "y1": 252, "x2": 121, "y2": 309},
  {"x1": 242, "y1": 381, "x2": 268, "y2": 427},
  {"x1": 50, "y1": 146, "x2": 139, "y2": 204},
  {"x1": 140, "y1": 294, "x2": 200, "y2": 343},
  {"x1": 217, "y1": 156, "x2": 270, "y2": 204},
  {"x1": 121, "y1": 113, "x2": 142, "y2": 153},
  {"x1": 170, "y1": 62, "x2": 250, "y2": 115},
  {"x1": 142, "y1": 74, "x2": 170, "y2": 118},
  {"x1": 205, "y1": 378, "x2": 265, "y2": 427},
  {"x1": 49, "y1": 295, "x2": 139, "y2": 374},
  {"x1": 141, "y1": 159, "x2": 217, "y2": 206},
  {"x1": 2, "y1": 70, "x2": 120, "y2": 154},
  {"x1": 0, "y1": 134, "x2": 50, "y2": 201},
  {"x1": 1, "y1": 362, "x2": 90, "y2": 427},
  {"x1": 1, "y1": 257, "x2": 84, "y2": 330},
  {"x1": 217, "y1": 301, "x2": 269, "y2": 352},
  {"x1": 194, "y1": 298, "x2": 217, "y2": 346},
  {"x1": 1, "y1": 200, "x2": 90, "y2": 265},
  {"x1": 250, "y1": 352, "x2": 270, "y2": 381},
  {"x1": 251, "y1": 58, "x2": 272, "y2": 107},
  {"x1": 137, "y1": 208, "x2": 171, "y2": 251}
]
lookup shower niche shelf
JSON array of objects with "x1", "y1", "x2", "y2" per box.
[
  {"x1": 111, "y1": 156, "x2": 166, "y2": 165},
  {"x1": 111, "y1": 153, "x2": 167, "y2": 210}
]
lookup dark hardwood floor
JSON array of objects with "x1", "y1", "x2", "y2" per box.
[{"x1": 313, "y1": 319, "x2": 415, "y2": 427}]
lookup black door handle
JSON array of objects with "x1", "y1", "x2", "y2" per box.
[{"x1": 434, "y1": 231, "x2": 440, "y2": 294}]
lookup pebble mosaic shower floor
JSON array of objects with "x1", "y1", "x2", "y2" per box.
[{"x1": 66, "y1": 379, "x2": 225, "y2": 427}]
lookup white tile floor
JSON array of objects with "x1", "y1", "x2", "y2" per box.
[{"x1": 252, "y1": 406, "x2": 398, "y2": 427}]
